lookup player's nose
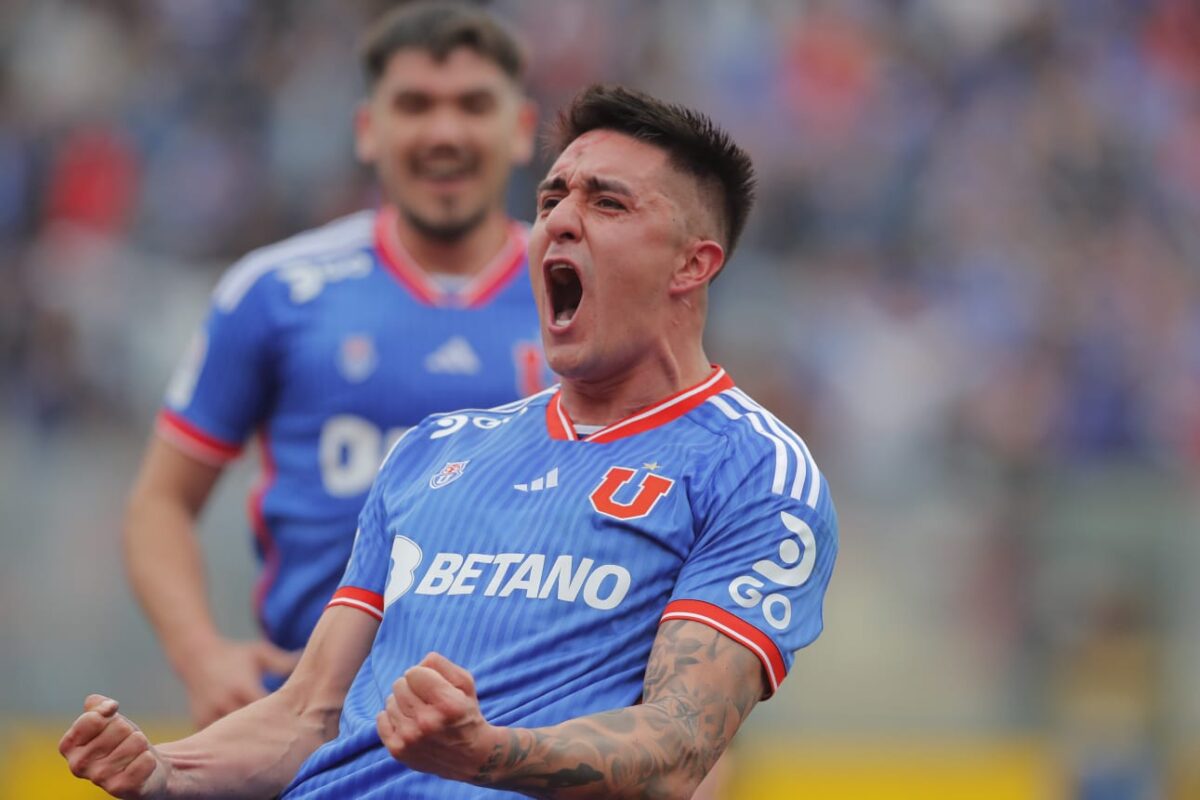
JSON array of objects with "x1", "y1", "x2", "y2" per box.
[
  {"x1": 419, "y1": 106, "x2": 471, "y2": 146},
  {"x1": 543, "y1": 196, "x2": 582, "y2": 242}
]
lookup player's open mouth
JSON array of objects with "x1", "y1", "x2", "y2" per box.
[
  {"x1": 547, "y1": 260, "x2": 583, "y2": 328},
  {"x1": 416, "y1": 166, "x2": 475, "y2": 184}
]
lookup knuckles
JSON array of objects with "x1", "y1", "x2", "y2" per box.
[
  {"x1": 66, "y1": 751, "x2": 90, "y2": 777},
  {"x1": 83, "y1": 693, "x2": 111, "y2": 709},
  {"x1": 413, "y1": 709, "x2": 446, "y2": 738}
]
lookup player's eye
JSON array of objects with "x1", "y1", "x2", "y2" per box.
[
  {"x1": 596, "y1": 197, "x2": 626, "y2": 211},
  {"x1": 539, "y1": 196, "x2": 561, "y2": 213},
  {"x1": 393, "y1": 92, "x2": 432, "y2": 114},
  {"x1": 459, "y1": 91, "x2": 497, "y2": 115}
]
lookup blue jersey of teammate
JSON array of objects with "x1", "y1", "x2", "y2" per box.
[
  {"x1": 157, "y1": 206, "x2": 546, "y2": 655},
  {"x1": 284, "y1": 367, "x2": 838, "y2": 799}
]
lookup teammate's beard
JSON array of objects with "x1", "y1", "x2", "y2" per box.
[{"x1": 401, "y1": 203, "x2": 489, "y2": 243}]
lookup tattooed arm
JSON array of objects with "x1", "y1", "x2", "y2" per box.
[{"x1": 377, "y1": 619, "x2": 763, "y2": 799}]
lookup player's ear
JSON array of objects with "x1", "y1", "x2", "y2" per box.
[
  {"x1": 510, "y1": 97, "x2": 538, "y2": 166},
  {"x1": 354, "y1": 100, "x2": 377, "y2": 164},
  {"x1": 669, "y1": 239, "x2": 725, "y2": 296}
]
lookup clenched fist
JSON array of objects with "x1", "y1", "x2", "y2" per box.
[
  {"x1": 59, "y1": 695, "x2": 168, "y2": 799},
  {"x1": 376, "y1": 652, "x2": 504, "y2": 784}
]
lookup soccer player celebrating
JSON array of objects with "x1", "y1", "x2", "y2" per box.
[
  {"x1": 126, "y1": 2, "x2": 545, "y2": 728},
  {"x1": 62, "y1": 85, "x2": 838, "y2": 799}
]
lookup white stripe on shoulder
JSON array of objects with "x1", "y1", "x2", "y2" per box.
[
  {"x1": 710, "y1": 391, "x2": 790, "y2": 497},
  {"x1": 728, "y1": 388, "x2": 821, "y2": 508},
  {"x1": 726, "y1": 389, "x2": 807, "y2": 503},
  {"x1": 213, "y1": 211, "x2": 375, "y2": 311},
  {"x1": 707, "y1": 394, "x2": 742, "y2": 420},
  {"x1": 746, "y1": 412, "x2": 789, "y2": 496}
]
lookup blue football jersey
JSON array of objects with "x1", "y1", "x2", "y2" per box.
[
  {"x1": 284, "y1": 367, "x2": 838, "y2": 799},
  {"x1": 156, "y1": 207, "x2": 546, "y2": 654}
]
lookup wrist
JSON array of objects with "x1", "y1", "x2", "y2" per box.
[
  {"x1": 469, "y1": 724, "x2": 527, "y2": 787},
  {"x1": 166, "y1": 629, "x2": 225, "y2": 673}
]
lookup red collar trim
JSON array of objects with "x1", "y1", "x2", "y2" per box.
[
  {"x1": 373, "y1": 206, "x2": 527, "y2": 308},
  {"x1": 546, "y1": 367, "x2": 734, "y2": 443},
  {"x1": 459, "y1": 225, "x2": 527, "y2": 307}
]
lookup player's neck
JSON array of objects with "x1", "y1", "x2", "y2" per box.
[
  {"x1": 559, "y1": 349, "x2": 713, "y2": 428},
  {"x1": 393, "y1": 209, "x2": 512, "y2": 278}
]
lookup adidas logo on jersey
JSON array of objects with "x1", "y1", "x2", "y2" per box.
[
  {"x1": 514, "y1": 467, "x2": 558, "y2": 492},
  {"x1": 424, "y1": 336, "x2": 481, "y2": 375}
]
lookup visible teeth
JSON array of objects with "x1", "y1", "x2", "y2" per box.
[
  {"x1": 421, "y1": 164, "x2": 469, "y2": 179},
  {"x1": 555, "y1": 310, "x2": 574, "y2": 325}
]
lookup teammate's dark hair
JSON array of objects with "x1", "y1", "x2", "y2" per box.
[
  {"x1": 360, "y1": 1, "x2": 526, "y2": 87},
  {"x1": 552, "y1": 84, "x2": 757, "y2": 259}
]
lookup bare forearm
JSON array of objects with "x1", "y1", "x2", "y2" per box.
[
  {"x1": 150, "y1": 609, "x2": 377, "y2": 797},
  {"x1": 124, "y1": 495, "x2": 221, "y2": 668},
  {"x1": 62, "y1": 609, "x2": 374, "y2": 799},
  {"x1": 157, "y1": 688, "x2": 335, "y2": 798}
]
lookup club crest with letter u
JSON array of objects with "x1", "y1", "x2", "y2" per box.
[
  {"x1": 589, "y1": 466, "x2": 675, "y2": 521},
  {"x1": 430, "y1": 460, "x2": 470, "y2": 489}
]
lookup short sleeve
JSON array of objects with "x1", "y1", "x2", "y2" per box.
[
  {"x1": 155, "y1": 262, "x2": 277, "y2": 465},
  {"x1": 326, "y1": 427, "x2": 423, "y2": 621},
  {"x1": 662, "y1": 434, "x2": 838, "y2": 697}
]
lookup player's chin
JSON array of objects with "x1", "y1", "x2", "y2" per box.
[
  {"x1": 543, "y1": 341, "x2": 597, "y2": 381},
  {"x1": 542, "y1": 345, "x2": 581, "y2": 378},
  {"x1": 407, "y1": 204, "x2": 488, "y2": 242}
]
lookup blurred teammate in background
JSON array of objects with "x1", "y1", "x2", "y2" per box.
[
  {"x1": 124, "y1": 1, "x2": 543, "y2": 728},
  {"x1": 62, "y1": 83, "x2": 837, "y2": 800}
]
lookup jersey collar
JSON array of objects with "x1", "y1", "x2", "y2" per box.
[
  {"x1": 373, "y1": 205, "x2": 527, "y2": 308},
  {"x1": 546, "y1": 367, "x2": 734, "y2": 443}
]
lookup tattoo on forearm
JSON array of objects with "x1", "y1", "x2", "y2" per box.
[{"x1": 472, "y1": 621, "x2": 762, "y2": 799}]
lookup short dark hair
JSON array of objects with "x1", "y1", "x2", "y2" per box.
[
  {"x1": 552, "y1": 84, "x2": 757, "y2": 258},
  {"x1": 359, "y1": 1, "x2": 526, "y2": 88}
]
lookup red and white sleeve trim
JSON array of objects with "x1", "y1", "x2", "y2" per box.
[
  {"x1": 156, "y1": 409, "x2": 243, "y2": 467},
  {"x1": 326, "y1": 587, "x2": 384, "y2": 621},
  {"x1": 660, "y1": 599, "x2": 787, "y2": 696}
]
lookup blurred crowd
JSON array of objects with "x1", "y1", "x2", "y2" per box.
[
  {"x1": 3, "y1": 0, "x2": 1199, "y2": 461},
  {"x1": 3, "y1": 0, "x2": 1199, "y2": 793}
]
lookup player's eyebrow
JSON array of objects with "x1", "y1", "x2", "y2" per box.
[
  {"x1": 585, "y1": 176, "x2": 634, "y2": 197},
  {"x1": 536, "y1": 175, "x2": 567, "y2": 195},
  {"x1": 388, "y1": 84, "x2": 500, "y2": 103},
  {"x1": 536, "y1": 175, "x2": 636, "y2": 197}
]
